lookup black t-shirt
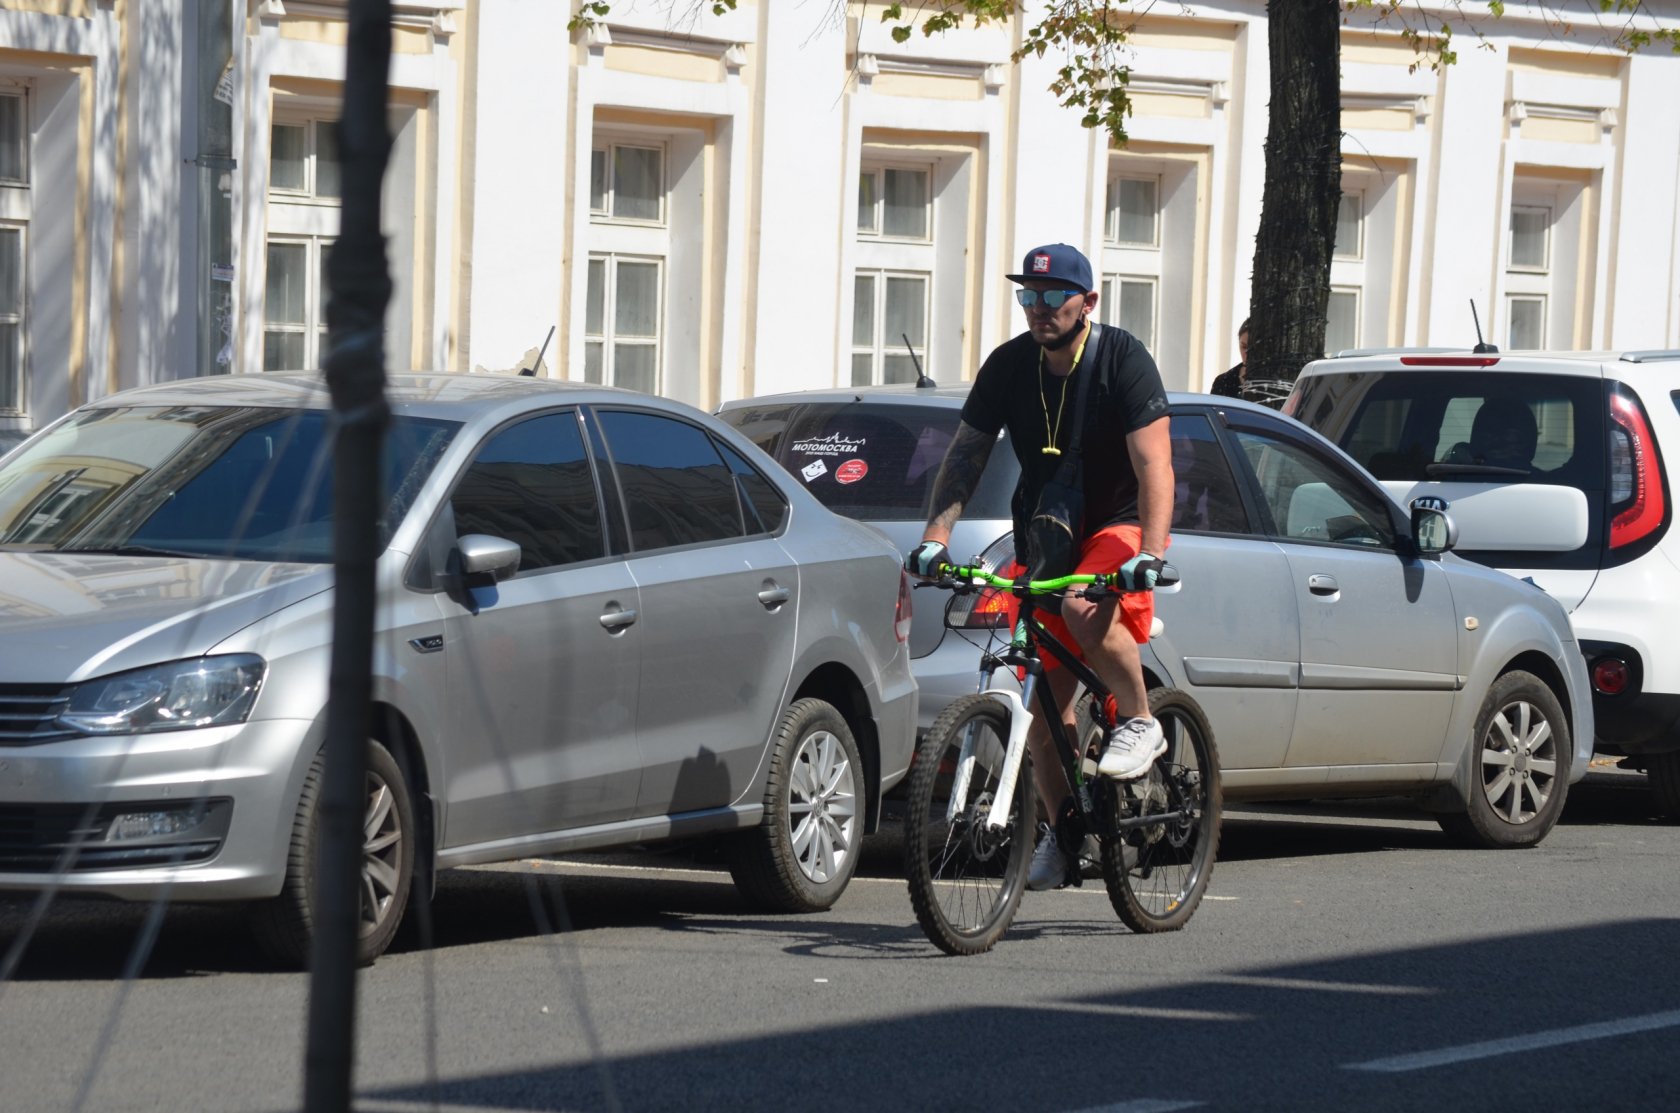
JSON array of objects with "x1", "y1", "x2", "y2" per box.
[
  {"x1": 1210, "y1": 362, "x2": 1245, "y2": 397},
  {"x1": 960, "y1": 323, "x2": 1169, "y2": 538}
]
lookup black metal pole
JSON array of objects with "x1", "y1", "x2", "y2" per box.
[{"x1": 305, "y1": 1, "x2": 392, "y2": 1110}]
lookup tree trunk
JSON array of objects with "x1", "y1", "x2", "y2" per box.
[{"x1": 1248, "y1": 0, "x2": 1342, "y2": 386}]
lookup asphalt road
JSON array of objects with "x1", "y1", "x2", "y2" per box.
[{"x1": 1, "y1": 767, "x2": 1676, "y2": 1113}]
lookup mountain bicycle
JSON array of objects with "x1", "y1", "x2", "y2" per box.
[{"x1": 903, "y1": 562, "x2": 1222, "y2": 955}]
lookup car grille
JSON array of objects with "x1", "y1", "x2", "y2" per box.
[
  {"x1": 0, "y1": 685, "x2": 75, "y2": 745},
  {"x1": 0, "y1": 803, "x2": 228, "y2": 873}
]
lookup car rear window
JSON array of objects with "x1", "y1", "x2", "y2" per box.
[
  {"x1": 1294, "y1": 370, "x2": 1604, "y2": 491},
  {"x1": 720, "y1": 400, "x2": 1018, "y2": 521}
]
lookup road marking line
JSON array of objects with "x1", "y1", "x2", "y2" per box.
[
  {"x1": 1344, "y1": 1008, "x2": 1680, "y2": 1072},
  {"x1": 1214, "y1": 974, "x2": 1435, "y2": 996},
  {"x1": 1052, "y1": 1002, "x2": 1251, "y2": 1022},
  {"x1": 1061, "y1": 1100, "x2": 1204, "y2": 1113}
]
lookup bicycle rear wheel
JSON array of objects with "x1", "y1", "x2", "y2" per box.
[
  {"x1": 904, "y1": 694, "x2": 1034, "y2": 955},
  {"x1": 1099, "y1": 686, "x2": 1222, "y2": 933}
]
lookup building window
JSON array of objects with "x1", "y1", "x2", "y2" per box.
[
  {"x1": 588, "y1": 132, "x2": 672, "y2": 394},
  {"x1": 585, "y1": 254, "x2": 662, "y2": 394},
  {"x1": 1334, "y1": 192, "x2": 1363, "y2": 260},
  {"x1": 0, "y1": 225, "x2": 23, "y2": 414},
  {"x1": 1326, "y1": 287, "x2": 1360, "y2": 356},
  {"x1": 1506, "y1": 295, "x2": 1546, "y2": 350},
  {"x1": 591, "y1": 142, "x2": 664, "y2": 223},
  {"x1": 1101, "y1": 274, "x2": 1156, "y2": 351},
  {"x1": 852, "y1": 270, "x2": 928, "y2": 385},
  {"x1": 1508, "y1": 205, "x2": 1550, "y2": 271},
  {"x1": 1504, "y1": 175, "x2": 1574, "y2": 348},
  {"x1": 265, "y1": 113, "x2": 345, "y2": 371},
  {"x1": 857, "y1": 165, "x2": 930, "y2": 240},
  {"x1": 0, "y1": 93, "x2": 27, "y2": 186},
  {"x1": 263, "y1": 239, "x2": 331, "y2": 371},
  {"x1": 1105, "y1": 176, "x2": 1158, "y2": 247},
  {"x1": 0, "y1": 90, "x2": 30, "y2": 417},
  {"x1": 269, "y1": 119, "x2": 340, "y2": 200}
]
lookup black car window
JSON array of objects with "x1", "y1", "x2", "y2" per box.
[
  {"x1": 1232, "y1": 427, "x2": 1397, "y2": 550},
  {"x1": 721, "y1": 400, "x2": 1017, "y2": 521},
  {"x1": 714, "y1": 438, "x2": 788, "y2": 535},
  {"x1": 1169, "y1": 413, "x2": 1250, "y2": 534},
  {"x1": 1301, "y1": 370, "x2": 1603, "y2": 489},
  {"x1": 597, "y1": 410, "x2": 743, "y2": 550},
  {"x1": 451, "y1": 411, "x2": 605, "y2": 571}
]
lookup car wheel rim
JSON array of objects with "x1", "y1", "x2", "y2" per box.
[
  {"x1": 1478, "y1": 699, "x2": 1557, "y2": 824},
  {"x1": 361, "y1": 771, "x2": 404, "y2": 935},
  {"x1": 786, "y1": 729, "x2": 857, "y2": 885}
]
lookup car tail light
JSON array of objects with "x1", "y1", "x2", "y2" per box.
[
  {"x1": 1608, "y1": 387, "x2": 1667, "y2": 550},
  {"x1": 960, "y1": 584, "x2": 1015, "y2": 630},
  {"x1": 943, "y1": 533, "x2": 1021, "y2": 630},
  {"x1": 895, "y1": 570, "x2": 913, "y2": 642},
  {"x1": 1399, "y1": 356, "x2": 1502, "y2": 367},
  {"x1": 1591, "y1": 656, "x2": 1630, "y2": 696}
]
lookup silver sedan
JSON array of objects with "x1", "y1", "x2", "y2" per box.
[{"x1": 0, "y1": 373, "x2": 917, "y2": 964}]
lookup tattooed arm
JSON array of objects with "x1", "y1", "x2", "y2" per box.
[{"x1": 921, "y1": 421, "x2": 997, "y2": 545}]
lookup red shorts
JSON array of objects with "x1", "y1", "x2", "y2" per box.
[{"x1": 1028, "y1": 523, "x2": 1164, "y2": 672}]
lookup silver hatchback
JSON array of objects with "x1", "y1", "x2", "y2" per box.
[{"x1": 0, "y1": 373, "x2": 917, "y2": 964}]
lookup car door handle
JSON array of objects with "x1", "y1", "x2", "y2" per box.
[
  {"x1": 1307, "y1": 574, "x2": 1339, "y2": 596},
  {"x1": 757, "y1": 584, "x2": 791, "y2": 608},
  {"x1": 599, "y1": 608, "x2": 638, "y2": 630}
]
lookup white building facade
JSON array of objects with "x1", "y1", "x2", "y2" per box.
[{"x1": 1, "y1": 0, "x2": 1677, "y2": 444}]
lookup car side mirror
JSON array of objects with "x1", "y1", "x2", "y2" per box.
[
  {"x1": 455, "y1": 533, "x2": 522, "y2": 583},
  {"x1": 1410, "y1": 498, "x2": 1457, "y2": 556}
]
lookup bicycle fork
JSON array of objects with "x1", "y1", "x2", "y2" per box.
[{"x1": 943, "y1": 662, "x2": 1038, "y2": 832}]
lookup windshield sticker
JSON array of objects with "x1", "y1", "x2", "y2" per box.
[
  {"x1": 801, "y1": 458, "x2": 828, "y2": 482},
  {"x1": 835, "y1": 459, "x2": 868, "y2": 485},
  {"x1": 790, "y1": 432, "x2": 865, "y2": 457}
]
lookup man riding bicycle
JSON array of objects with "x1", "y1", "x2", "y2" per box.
[{"x1": 906, "y1": 243, "x2": 1174, "y2": 892}]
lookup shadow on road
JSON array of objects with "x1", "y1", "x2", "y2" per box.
[{"x1": 364, "y1": 916, "x2": 1680, "y2": 1113}]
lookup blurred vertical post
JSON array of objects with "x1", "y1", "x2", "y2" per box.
[
  {"x1": 305, "y1": 0, "x2": 392, "y2": 1110},
  {"x1": 191, "y1": 0, "x2": 235, "y2": 375}
]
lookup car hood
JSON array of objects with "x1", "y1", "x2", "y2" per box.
[{"x1": 0, "y1": 551, "x2": 333, "y2": 683}]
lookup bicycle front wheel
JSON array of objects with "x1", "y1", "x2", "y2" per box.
[
  {"x1": 904, "y1": 694, "x2": 1034, "y2": 955},
  {"x1": 1099, "y1": 686, "x2": 1222, "y2": 933}
]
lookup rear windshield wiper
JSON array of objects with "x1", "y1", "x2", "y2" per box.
[{"x1": 1423, "y1": 462, "x2": 1531, "y2": 479}]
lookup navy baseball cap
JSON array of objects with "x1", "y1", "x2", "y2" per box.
[{"x1": 1006, "y1": 243, "x2": 1094, "y2": 292}]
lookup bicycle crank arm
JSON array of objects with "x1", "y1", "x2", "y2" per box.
[
  {"x1": 1111, "y1": 809, "x2": 1194, "y2": 831},
  {"x1": 983, "y1": 686, "x2": 1033, "y2": 831}
]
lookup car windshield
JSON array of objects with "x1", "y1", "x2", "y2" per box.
[
  {"x1": 1295, "y1": 370, "x2": 1605, "y2": 490},
  {"x1": 720, "y1": 400, "x2": 1018, "y2": 521},
  {"x1": 0, "y1": 405, "x2": 460, "y2": 562}
]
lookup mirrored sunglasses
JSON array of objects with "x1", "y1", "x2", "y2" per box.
[{"x1": 1015, "y1": 288, "x2": 1084, "y2": 309}]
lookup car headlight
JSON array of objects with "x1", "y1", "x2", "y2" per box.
[{"x1": 59, "y1": 655, "x2": 267, "y2": 735}]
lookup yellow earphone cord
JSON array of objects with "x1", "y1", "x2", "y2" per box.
[{"x1": 1039, "y1": 322, "x2": 1092, "y2": 456}]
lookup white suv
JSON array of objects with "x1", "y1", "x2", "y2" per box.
[{"x1": 1287, "y1": 349, "x2": 1679, "y2": 817}]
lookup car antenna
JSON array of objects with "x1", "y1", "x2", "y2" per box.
[
  {"x1": 1469, "y1": 300, "x2": 1498, "y2": 354},
  {"x1": 519, "y1": 325, "x2": 556, "y2": 376},
  {"x1": 904, "y1": 332, "x2": 936, "y2": 388}
]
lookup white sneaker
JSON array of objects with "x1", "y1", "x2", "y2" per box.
[
  {"x1": 1027, "y1": 825, "x2": 1068, "y2": 891},
  {"x1": 1098, "y1": 716, "x2": 1166, "y2": 780}
]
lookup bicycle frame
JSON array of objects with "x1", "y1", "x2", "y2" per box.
[{"x1": 941, "y1": 566, "x2": 1126, "y2": 833}]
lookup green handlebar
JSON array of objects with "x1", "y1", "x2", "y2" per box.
[{"x1": 933, "y1": 563, "x2": 1178, "y2": 594}]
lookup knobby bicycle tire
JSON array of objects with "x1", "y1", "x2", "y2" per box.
[
  {"x1": 903, "y1": 695, "x2": 1035, "y2": 955},
  {"x1": 1098, "y1": 686, "x2": 1222, "y2": 933}
]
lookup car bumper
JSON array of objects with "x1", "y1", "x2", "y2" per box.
[{"x1": 0, "y1": 718, "x2": 314, "y2": 901}]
